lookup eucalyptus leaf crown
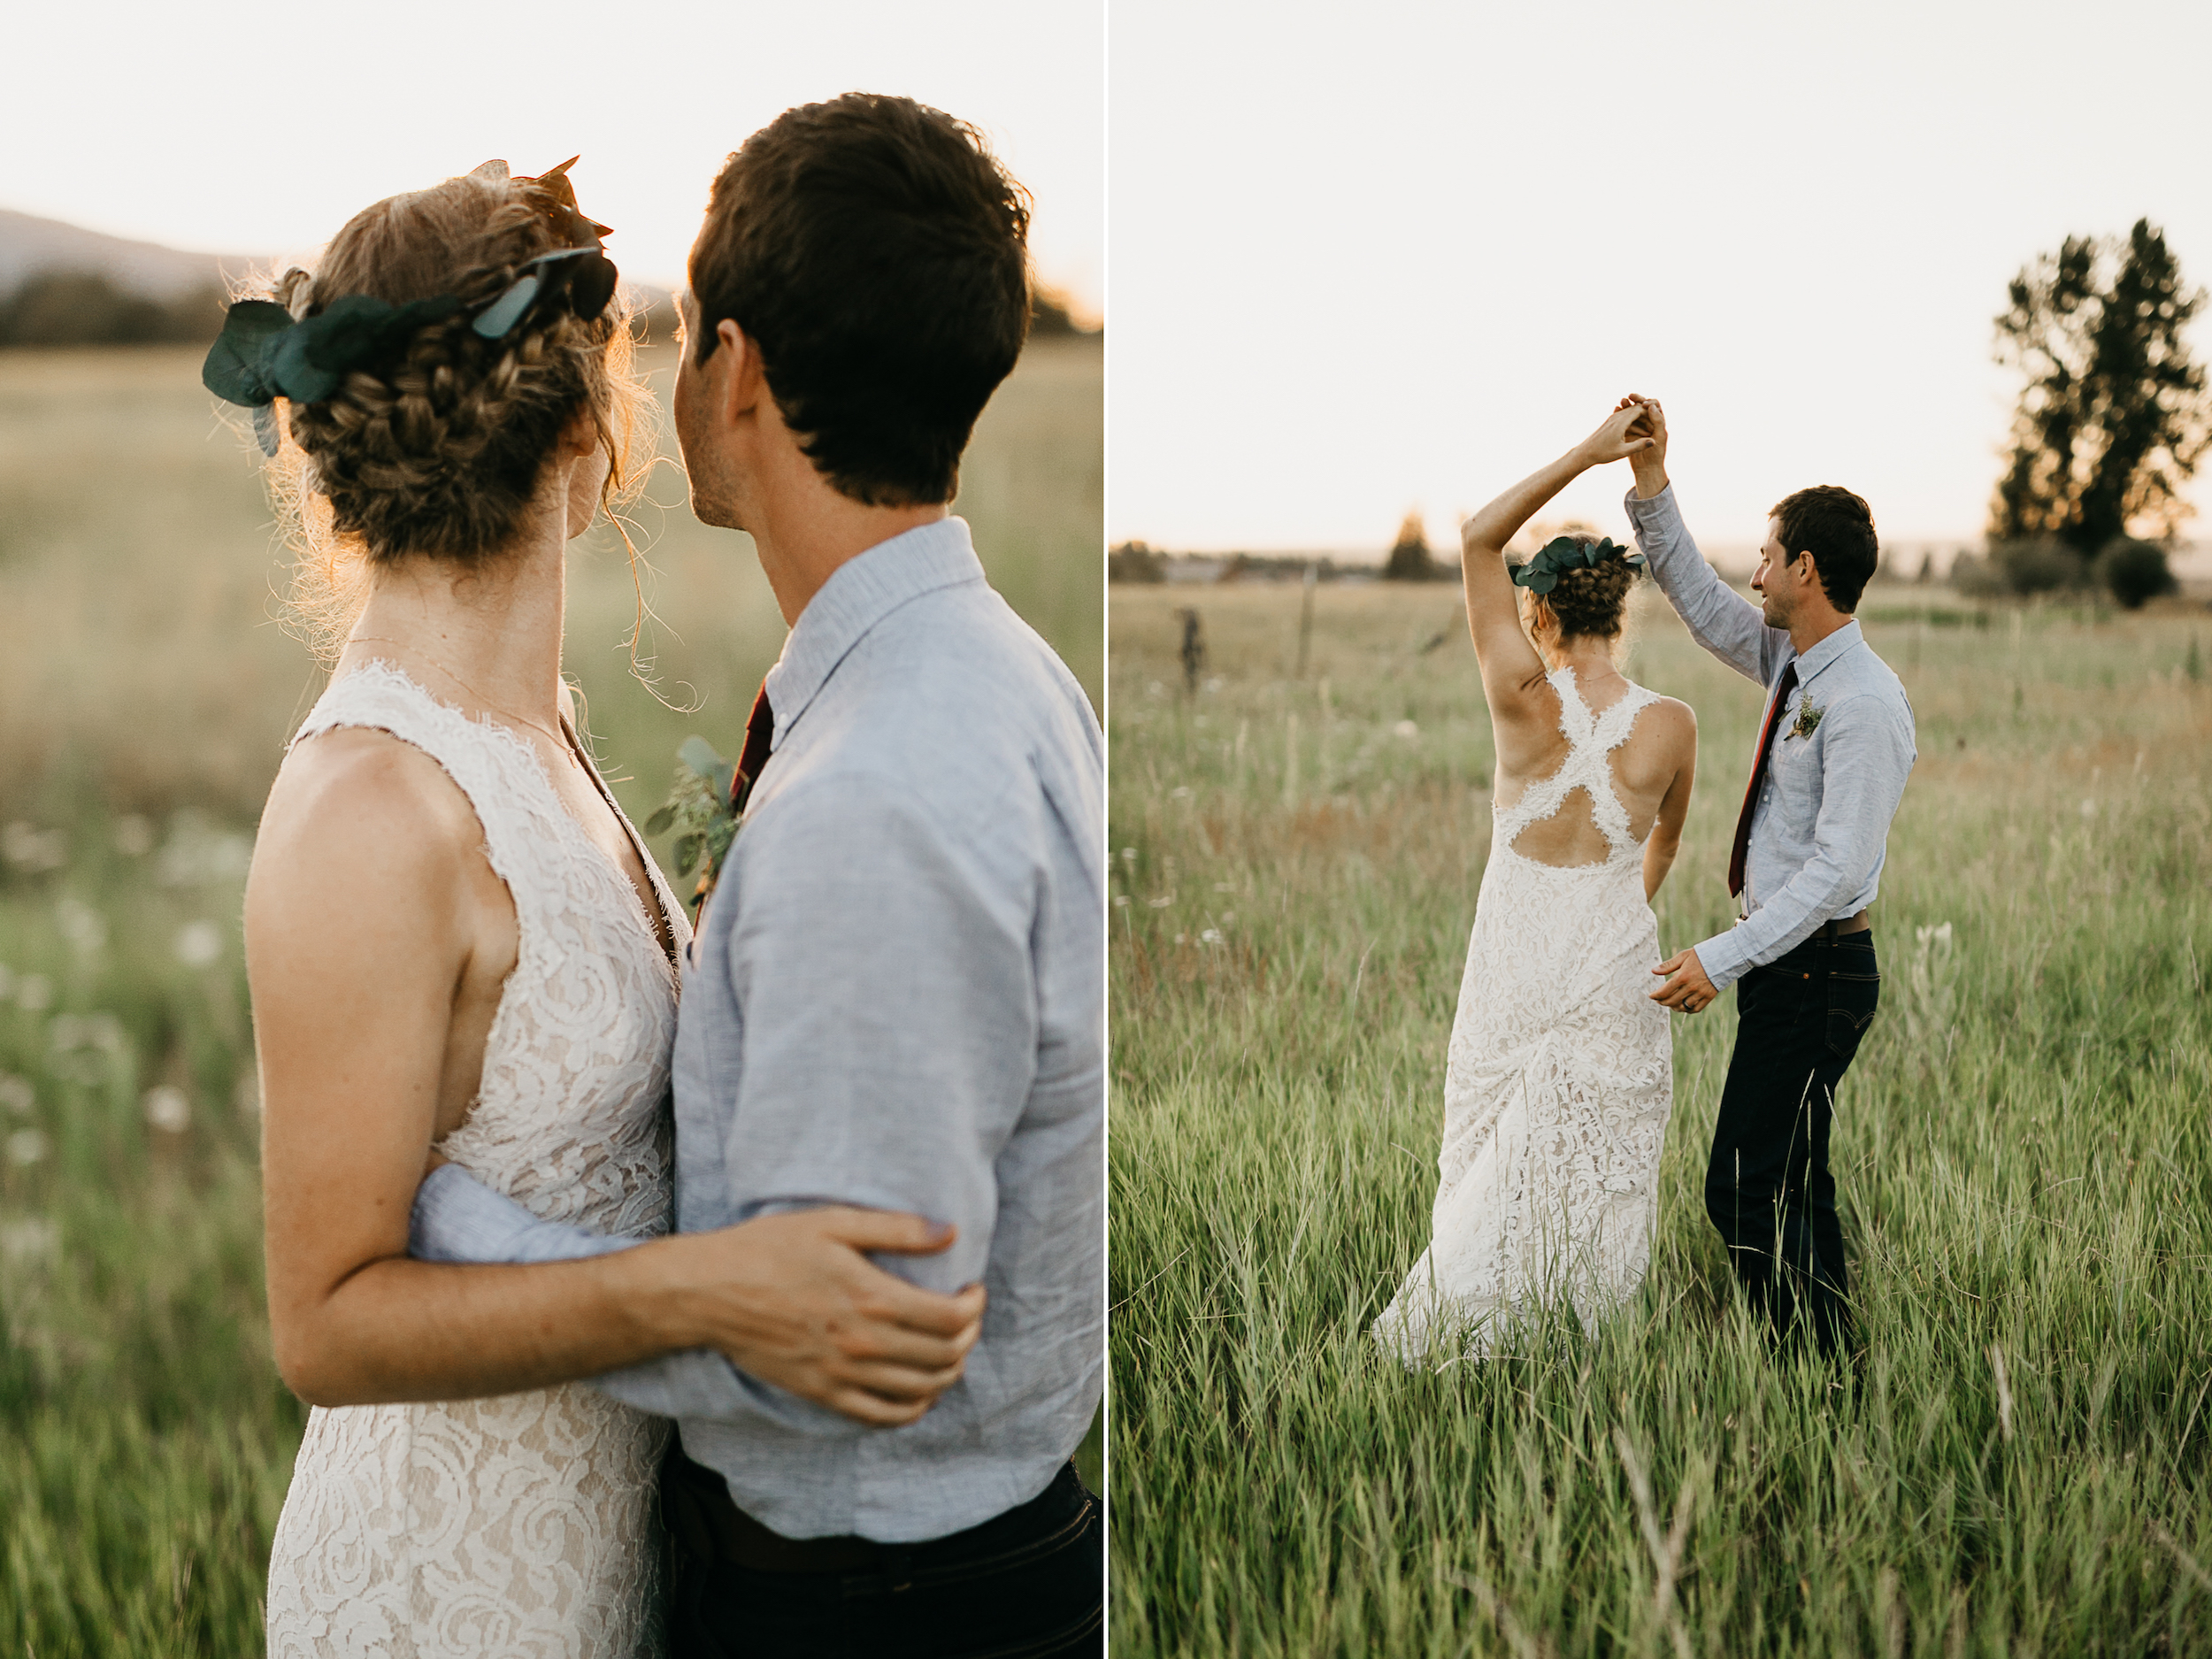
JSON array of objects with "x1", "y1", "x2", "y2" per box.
[
  {"x1": 1509, "y1": 534, "x2": 1645, "y2": 595},
  {"x1": 201, "y1": 158, "x2": 618, "y2": 455}
]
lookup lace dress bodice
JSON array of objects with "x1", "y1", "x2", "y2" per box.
[
  {"x1": 1491, "y1": 666, "x2": 1663, "y2": 864},
  {"x1": 1375, "y1": 666, "x2": 1675, "y2": 1362},
  {"x1": 265, "y1": 662, "x2": 691, "y2": 1659}
]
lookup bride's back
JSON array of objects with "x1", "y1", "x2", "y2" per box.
[{"x1": 1492, "y1": 666, "x2": 1696, "y2": 868}]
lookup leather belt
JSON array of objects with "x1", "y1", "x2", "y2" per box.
[{"x1": 1817, "y1": 910, "x2": 1871, "y2": 940}]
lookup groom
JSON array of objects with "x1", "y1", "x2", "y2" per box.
[
  {"x1": 411, "y1": 96, "x2": 1103, "y2": 1654},
  {"x1": 1627, "y1": 397, "x2": 1915, "y2": 1362}
]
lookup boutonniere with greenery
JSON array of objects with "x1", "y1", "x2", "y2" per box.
[
  {"x1": 645, "y1": 737, "x2": 739, "y2": 919},
  {"x1": 1789, "y1": 699, "x2": 1826, "y2": 741}
]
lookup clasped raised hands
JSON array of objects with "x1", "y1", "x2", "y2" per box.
[
  {"x1": 1569, "y1": 401, "x2": 1662, "y2": 471},
  {"x1": 1615, "y1": 394, "x2": 1670, "y2": 486}
]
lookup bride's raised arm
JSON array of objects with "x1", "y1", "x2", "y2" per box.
[{"x1": 1458, "y1": 403, "x2": 1656, "y2": 708}]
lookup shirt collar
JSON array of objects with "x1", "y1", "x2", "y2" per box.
[
  {"x1": 1795, "y1": 617, "x2": 1863, "y2": 687},
  {"x1": 762, "y1": 516, "x2": 985, "y2": 743}
]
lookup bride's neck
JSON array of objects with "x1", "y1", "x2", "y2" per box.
[
  {"x1": 338, "y1": 489, "x2": 569, "y2": 726},
  {"x1": 1540, "y1": 634, "x2": 1621, "y2": 678}
]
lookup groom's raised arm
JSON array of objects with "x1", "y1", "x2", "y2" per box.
[
  {"x1": 1619, "y1": 407, "x2": 1789, "y2": 686},
  {"x1": 1623, "y1": 481, "x2": 1790, "y2": 687}
]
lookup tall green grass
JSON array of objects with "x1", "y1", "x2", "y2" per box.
[
  {"x1": 0, "y1": 335, "x2": 1099, "y2": 1655},
  {"x1": 1109, "y1": 582, "x2": 2212, "y2": 1655}
]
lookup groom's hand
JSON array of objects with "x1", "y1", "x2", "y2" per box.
[
  {"x1": 1650, "y1": 947, "x2": 1717, "y2": 1013},
  {"x1": 1569, "y1": 402, "x2": 1659, "y2": 471},
  {"x1": 1618, "y1": 394, "x2": 1670, "y2": 497},
  {"x1": 668, "y1": 1207, "x2": 985, "y2": 1428}
]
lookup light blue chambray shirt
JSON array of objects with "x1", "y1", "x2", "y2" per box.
[
  {"x1": 1624, "y1": 484, "x2": 1916, "y2": 992},
  {"x1": 409, "y1": 517, "x2": 1105, "y2": 1543}
]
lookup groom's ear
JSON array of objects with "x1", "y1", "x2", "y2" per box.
[{"x1": 707, "y1": 318, "x2": 765, "y2": 429}]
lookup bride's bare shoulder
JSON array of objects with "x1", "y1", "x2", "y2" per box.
[
  {"x1": 253, "y1": 727, "x2": 482, "y2": 897},
  {"x1": 1632, "y1": 693, "x2": 1699, "y2": 760}
]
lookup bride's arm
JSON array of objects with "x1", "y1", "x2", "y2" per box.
[
  {"x1": 1460, "y1": 404, "x2": 1657, "y2": 708},
  {"x1": 1641, "y1": 716, "x2": 1696, "y2": 902},
  {"x1": 249, "y1": 740, "x2": 979, "y2": 1423}
]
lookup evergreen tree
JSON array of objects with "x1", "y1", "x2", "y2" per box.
[
  {"x1": 1382, "y1": 511, "x2": 1435, "y2": 581},
  {"x1": 1990, "y1": 221, "x2": 2209, "y2": 559}
]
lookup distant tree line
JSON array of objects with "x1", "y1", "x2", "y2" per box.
[
  {"x1": 0, "y1": 270, "x2": 227, "y2": 348},
  {"x1": 0, "y1": 269, "x2": 1097, "y2": 353}
]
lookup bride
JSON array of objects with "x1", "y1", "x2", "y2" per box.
[
  {"x1": 1374, "y1": 405, "x2": 1698, "y2": 1363},
  {"x1": 221, "y1": 163, "x2": 982, "y2": 1656}
]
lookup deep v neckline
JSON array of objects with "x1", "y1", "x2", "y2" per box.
[{"x1": 557, "y1": 712, "x2": 680, "y2": 976}]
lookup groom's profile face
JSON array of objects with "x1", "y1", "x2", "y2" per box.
[
  {"x1": 1751, "y1": 518, "x2": 1802, "y2": 628},
  {"x1": 672, "y1": 288, "x2": 742, "y2": 531}
]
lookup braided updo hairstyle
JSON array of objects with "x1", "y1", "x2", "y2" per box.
[
  {"x1": 248, "y1": 163, "x2": 651, "y2": 657},
  {"x1": 1514, "y1": 532, "x2": 1643, "y2": 643}
]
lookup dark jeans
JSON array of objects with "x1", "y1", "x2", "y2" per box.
[
  {"x1": 1705, "y1": 930, "x2": 1880, "y2": 1358},
  {"x1": 665, "y1": 1460, "x2": 1103, "y2": 1659}
]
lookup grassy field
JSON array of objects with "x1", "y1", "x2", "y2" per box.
[
  {"x1": 0, "y1": 334, "x2": 1099, "y2": 1655},
  {"x1": 1108, "y1": 579, "x2": 2212, "y2": 1656}
]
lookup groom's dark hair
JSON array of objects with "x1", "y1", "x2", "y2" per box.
[
  {"x1": 1771, "y1": 486, "x2": 1878, "y2": 611},
  {"x1": 688, "y1": 92, "x2": 1033, "y2": 507}
]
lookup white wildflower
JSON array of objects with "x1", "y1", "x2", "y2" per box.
[
  {"x1": 50, "y1": 1014, "x2": 124, "y2": 1056},
  {"x1": 15, "y1": 974, "x2": 52, "y2": 1013},
  {"x1": 0, "y1": 1075, "x2": 32, "y2": 1116},
  {"x1": 0, "y1": 1217, "x2": 58, "y2": 1263},
  {"x1": 5, "y1": 1130, "x2": 50, "y2": 1166},
  {"x1": 1394, "y1": 719, "x2": 1419, "y2": 739},
  {"x1": 156, "y1": 816, "x2": 255, "y2": 888},
  {"x1": 174, "y1": 921, "x2": 224, "y2": 968},
  {"x1": 1, "y1": 823, "x2": 65, "y2": 873},
  {"x1": 142, "y1": 1087, "x2": 191, "y2": 1134},
  {"x1": 56, "y1": 897, "x2": 107, "y2": 958}
]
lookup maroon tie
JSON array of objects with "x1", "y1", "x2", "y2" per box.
[
  {"x1": 730, "y1": 682, "x2": 775, "y2": 816},
  {"x1": 1727, "y1": 661, "x2": 1797, "y2": 900}
]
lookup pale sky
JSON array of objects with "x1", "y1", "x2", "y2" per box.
[
  {"x1": 1110, "y1": 0, "x2": 2212, "y2": 553},
  {"x1": 2, "y1": 0, "x2": 1102, "y2": 320}
]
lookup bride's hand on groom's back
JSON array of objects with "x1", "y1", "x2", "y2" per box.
[{"x1": 664, "y1": 1208, "x2": 985, "y2": 1426}]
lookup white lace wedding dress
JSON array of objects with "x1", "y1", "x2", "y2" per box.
[
  {"x1": 1374, "y1": 665, "x2": 1673, "y2": 1363},
  {"x1": 265, "y1": 662, "x2": 690, "y2": 1659}
]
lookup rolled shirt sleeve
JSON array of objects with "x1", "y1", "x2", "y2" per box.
[
  {"x1": 712, "y1": 769, "x2": 1038, "y2": 1290},
  {"x1": 411, "y1": 1165, "x2": 631, "y2": 1264},
  {"x1": 1691, "y1": 693, "x2": 1916, "y2": 990},
  {"x1": 408, "y1": 1148, "x2": 757, "y2": 1417}
]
